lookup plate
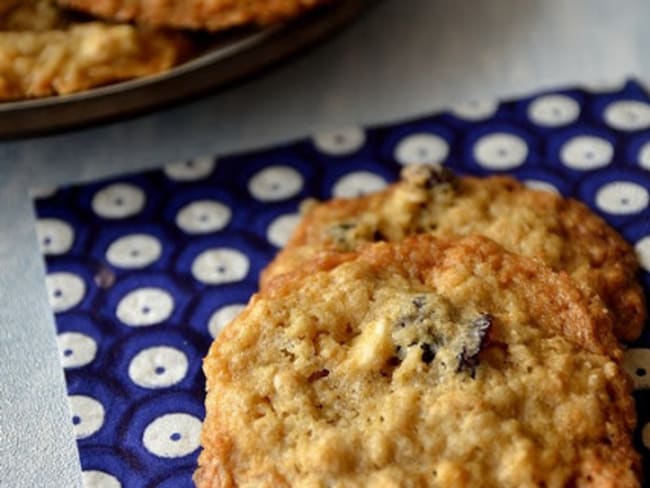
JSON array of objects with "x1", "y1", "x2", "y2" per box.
[{"x1": 0, "y1": 0, "x2": 377, "y2": 139}]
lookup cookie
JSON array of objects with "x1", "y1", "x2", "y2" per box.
[
  {"x1": 0, "y1": 0, "x2": 66, "y2": 31},
  {"x1": 196, "y1": 235, "x2": 639, "y2": 487},
  {"x1": 56, "y1": 0, "x2": 331, "y2": 32},
  {"x1": 0, "y1": 20, "x2": 190, "y2": 100},
  {"x1": 262, "y1": 164, "x2": 646, "y2": 341}
]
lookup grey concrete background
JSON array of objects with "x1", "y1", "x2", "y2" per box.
[{"x1": 1, "y1": 1, "x2": 649, "y2": 486}]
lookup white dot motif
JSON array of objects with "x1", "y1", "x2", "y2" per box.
[
  {"x1": 164, "y1": 156, "x2": 215, "y2": 181},
  {"x1": 560, "y1": 136, "x2": 613, "y2": 170},
  {"x1": 69, "y1": 395, "x2": 105, "y2": 439},
  {"x1": 35, "y1": 218, "x2": 74, "y2": 255},
  {"x1": 635, "y1": 236, "x2": 650, "y2": 272},
  {"x1": 604, "y1": 100, "x2": 650, "y2": 131},
  {"x1": 394, "y1": 133, "x2": 449, "y2": 166},
  {"x1": 142, "y1": 413, "x2": 202, "y2": 458},
  {"x1": 106, "y1": 234, "x2": 162, "y2": 269},
  {"x1": 191, "y1": 248, "x2": 249, "y2": 285},
  {"x1": 248, "y1": 166, "x2": 303, "y2": 202},
  {"x1": 637, "y1": 142, "x2": 650, "y2": 171},
  {"x1": 332, "y1": 171, "x2": 387, "y2": 198},
  {"x1": 128, "y1": 346, "x2": 188, "y2": 389},
  {"x1": 267, "y1": 214, "x2": 301, "y2": 248},
  {"x1": 208, "y1": 304, "x2": 246, "y2": 338},
  {"x1": 595, "y1": 181, "x2": 649, "y2": 215},
  {"x1": 45, "y1": 272, "x2": 86, "y2": 313},
  {"x1": 313, "y1": 127, "x2": 366, "y2": 155},
  {"x1": 473, "y1": 133, "x2": 528, "y2": 170},
  {"x1": 116, "y1": 288, "x2": 174, "y2": 327},
  {"x1": 175, "y1": 200, "x2": 231, "y2": 234},
  {"x1": 581, "y1": 78, "x2": 625, "y2": 93},
  {"x1": 524, "y1": 180, "x2": 559, "y2": 194},
  {"x1": 450, "y1": 99, "x2": 497, "y2": 121},
  {"x1": 82, "y1": 470, "x2": 122, "y2": 488},
  {"x1": 91, "y1": 184, "x2": 145, "y2": 219},
  {"x1": 623, "y1": 348, "x2": 650, "y2": 389},
  {"x1": 528, "y1": 94, "x2": 580, "y2": 127},
  {"x1": 57, "y1": 332, "x2": 97, "y2": 368}
]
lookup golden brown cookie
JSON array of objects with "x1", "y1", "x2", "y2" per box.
[
  {"x1": 56, "y1": 0, "x2": 331, "y2": 32},
  {"x1": 0, "y1": 0, "x2": 66, "y2": 31},
  {"x1": 196, "y1": 235, "x2": 640, "y2": 488},
  {"x1": 262, "y1": 164, "x2": 646, "y2": 341},
  {"x1": 0, "y1": 21, "x2": 189, "y2": 100}
]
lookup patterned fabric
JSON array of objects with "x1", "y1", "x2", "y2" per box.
[{"x1": 34, "y1": 79, "x2": 650, "y2": 487}]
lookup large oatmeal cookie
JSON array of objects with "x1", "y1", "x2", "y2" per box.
[
  {"x1": 262, "y1": 164, "x2": 646, "y2": 341},
  {"x1": 56, "y1": 0, "x2": 331, "y2": 32},
  {"x1": 196, "y1": 235, "x2": 639, "y2": 487}
]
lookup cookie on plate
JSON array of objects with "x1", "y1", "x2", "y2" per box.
[
  {"x1": 262, "y1": 164, "x2": 646, "y2": 342},
  {"x1": 196, "y1": 235, "x2": 639, "y2": 487},
  {"x1": 0, "y1": 20, "x2": 190, "y2": 100},
  {"x1": 56, "y1": 0, "x2": 331, "y2": 32}
]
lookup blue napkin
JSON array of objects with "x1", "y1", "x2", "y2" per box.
[{"x1": 34, "y1": 79, "x2": 650, "y2": 487}]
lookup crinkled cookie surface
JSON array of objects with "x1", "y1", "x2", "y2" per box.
[
  {"x1": 197, "y1": 235, "x2": 639, "y2": 488},
  {"x1": 262, "y1": 165, "x2": 646, "y2": 341}
]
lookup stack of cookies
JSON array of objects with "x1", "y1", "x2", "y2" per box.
[
  {"x1": 0, "y1": 0, "x2": 330, "y2": 100},
  {"x1": 196, "y1": 165, "x2": 646, "y2": 487}
]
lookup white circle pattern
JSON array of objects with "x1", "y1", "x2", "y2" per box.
[
  {"x1": 191, "y1": 248, "x2": 249, "y2": 284},
  {"x1": 635, "y1": 236, "x2": 650, "y2": 273},
  {"x1": 82, "y1": 470, "x2": 122, "y2": 488},
  {"x1": 175, "y1": 200, "x2": 231, "y2": 234},
  {"x1": 164, "y1": 156, "x2": 215, "y2": 181},
  {"x1": 57, "y1": 332, "x2": 97, "y2": 368},
  {"x1": 313, "y1": 127, "x2": 366, "y2": 155},
  {"x1": 528, "y1": 94, "x2": 580, "y2": 127},
  {"x1": 604, "y1": 100, "x2": 650, "y2": 131},
  {"x1": 35, "y1": 218, "x2": 74, "y2": 255},
  {"x1": 524, "y1": 180, "x2": 559, "y2": 194},
  {"x1": 208, "y1": 304, "x2": 246, "y2": 338},
  {"x1": 128, "y1": 346, "x2": 188, "y2": 389},
  {"x1": 638, "y1": 142, "x2": 650, "y2": 170},
  {"x1": 267, "y1": 214, "x2": 301, "y2": 248},
  {"x1": 92, "y1": 184, "x2": 145, "y2": 219},
  {"x1": 394, "y1": 133, "x2": 449, "y2": 165},
  {"x1": 106, "y1": 234, "x2": 162, "y2": 269},
  {"x1": 473, "y1": 133, "x2": 528, "y2": 170},
  {"x1": 595, "y1": 181, "x2": 649, "y2": 215},
  {"x1": 450, "y1": 99, "x2": 497, "y2": 120},
  {"x1": 248, "y1": 166, "x2": 303, "y2": 202},
  {"x1": 581, "y1": 79, "x2": 625, "y2": 93},
  {"x1": 560, "y1": 136, "x2": 613, "y2": 170},
  {"x1": 142, "y1": 413, "x2": 202, "y2": 458},
  {"x1": 69, "y1": 395, "x2": 105, "y2": 439},
  {"x1": 332, "y1": 171, "x2": 387, "y2": 198},
  {"x1": 116, "y1": 288, "x2": 174, "y2": 327},
  {"x1": 45, "y1": 272, "x2": 86, "y2": 313}
]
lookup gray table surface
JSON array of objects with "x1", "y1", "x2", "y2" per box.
[{"x1": 2, "y1": 0, "x2": 650, "y2": 486}]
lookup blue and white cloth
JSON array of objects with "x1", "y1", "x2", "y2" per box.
[{"x1": 34, "y1": 79, "x2": 650, "y2": 487}]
